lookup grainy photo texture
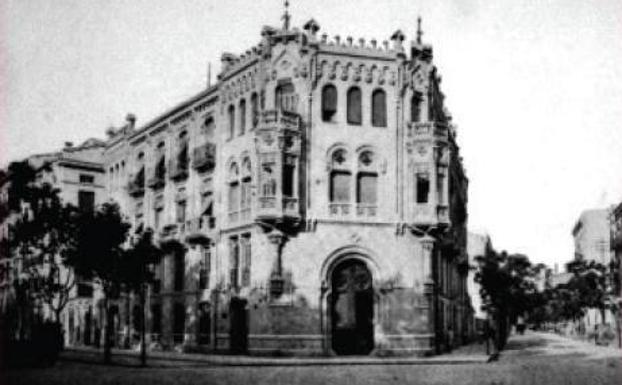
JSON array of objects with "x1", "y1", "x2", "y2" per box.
[{"x1": 1, "y1": 1, "x2": 621, "y2": 384}]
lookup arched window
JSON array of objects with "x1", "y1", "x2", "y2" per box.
[
  {"x1": 410, "y1": 92, "x2": 422, "y2": 123},
  {"x1": 250, "y1": 93, "x2": 259, "y2": 129},
  {"x1": 322, "y1": 84, "x2": 338, "y2": 122},
  {"x1": 227, "y1": 105, "x2": 235, "y2": 139},
  {"x1": 155, "y1": 141, "x2": 166, "y2": 180},
  {"x1": 371, "y1": 89, "x2": 386, "y2": 127},
  {"x1": 356, "y1": 151, "x2": 377, "y2": 205},
  {"x1": 347, "y1": 87, "x2": 362, "y2": 125},
  {"x1": 240, "y1": 158, "x2": 252, "y2": 217},
  {"x1": 329, "y1": 149, "x2": 351, "y2": 203},
  {"x1": 261, "y1": 165, "x2": 276, "y2": 197},
  {"x1": 203, "y1": 117, "x2": 215, "y2": 139},
  {"x1": 177, "y1": 131, "x2": 188, "y2": 171},
  {"x1": 228, "y1": 162, "x2": 239, "y2": 215},
  {"x1": 239, "y1": 99, "x2": 246, "y2": 135},
  {"x1": 276, "y1": 83, "x2": 297, "y2": 112}
]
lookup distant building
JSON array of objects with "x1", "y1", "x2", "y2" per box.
[
  {"x1": 572, "y1": 208, "x2": 613, "y2": 266},
  {"x1": 466, "y1": 232, "x2": 492, "y2": 332},
  {"x1": 0, "y1": 139, "x2": 107, "y2": 345}
]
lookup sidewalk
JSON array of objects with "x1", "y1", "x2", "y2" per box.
[{"x1": 61, "y1": 342, "x2": 490, "y2": 367}]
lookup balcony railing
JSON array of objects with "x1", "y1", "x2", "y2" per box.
[
  {"x1": 329, "y1": 203, "x2": 351, "y2": 216},
  {"x1": 408, "y1": 121, "x2": 449, "y2": 138},
  {"x1": 127, "y1": 176, "x2": 145, "y2": 197},
  {"x1": 147, "y1": 175, "x2": 165, "y2": 190},
  {"x1": 260, "y1": 109, "x2": 300, "y2": 129},
  {"x1": 168, "y1": 158, "x2": 189, "y2": 181},
  {"x1": 185, "y1": 216, "x2": 215, "y2": 244},
  {"x1": 192, "y1": 143, "x2": 216, "y2": 173}
]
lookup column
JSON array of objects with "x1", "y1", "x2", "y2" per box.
[{"x1": 267, "y1": 230, "x2": 287, "y2": 297}]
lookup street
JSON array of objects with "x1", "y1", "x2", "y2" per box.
[{"x1": 5, "y1": 332, "x2": 621, "y2": 385}]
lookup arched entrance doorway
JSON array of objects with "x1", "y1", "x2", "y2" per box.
[{"x1": 330, "y1": 259, "x2": 374, "y2": 355}]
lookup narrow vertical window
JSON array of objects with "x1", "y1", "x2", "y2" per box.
[
  {"x1": 416, "y1": 173, "x2": 430, "y2": 203},
  {"x1": 239, "y1": 99, "x2": 246, "y2": 135},
  {"x1": 176, "y1": 200, "x2": 186, "y2": 223},
  {"x1": 250, "y1": 93, "x2": 259, "y2": 129},
  {"x1": 173, "y1": 303, "x2": 185, "y2": 343},
  {"x1": 322, "y1": 84, "x2": 338, "y2": 122},
  {"x1": 174, "y1": 251, "x2": 185, "y2": 291},
  {"x1": 276, "y1": 83, "x2": 296, "y2": 112},
  {"x1": 282, "y1": 163, "x2": 295, "y2": 197},
  {"x1": 357, "y1": 173, "x2": 378, "y2": 204},
  {"x1": 229, "y1": 237, "x2": 239, "y2": 289},
  {"x1": 371, "y1": 89, "x2": 386, "y2": 127},
  {"x1": 347, "y1": 87, "x2": 362, "y2": 125},
  {"x1": 330, "y1": 171, "x2": 352, "y2": 202},
  {"x1": 241, "y1": 234, "x2": 251, "y2": 287},
  {"x1": 411, "y1": 92, "x2": 422, "y2": 123},
  {"x1": 228, "y1": 105, "x2": 235, "y2": 139}
]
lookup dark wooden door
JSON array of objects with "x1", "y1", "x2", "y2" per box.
[{"x1": 331, "y1": 259, "x2": 374, "y2": 355}]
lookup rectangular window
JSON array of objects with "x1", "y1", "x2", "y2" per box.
[
  {"x1": 330, "y1": 171, "x2": 351, "y2": 203},
  {"x1": 228, "y1": 182, "x2": 239, "y2": 212},
  {"x1": 240, "y1": 178, "x2": 251, "y2": 210},
  {"x1": 229, "y1": 236, "x2": 239, "y2": 288},
  {"x1": 176, "y1": 200, "x2": 186, "y2": 223},
  {"x1": 78, "y1": 190, "x2": 95, "y2": 212},
  {"x1": 198, "y1": 302, "x2": 210, "y2": 345},
  {"x1": 416, "y1": 173, "x2": 430, "y2": 204},
  {"x1": 199, "y1": 246, "x2": 210, "y2": 290},
  {"x1": 240, "y1": 234, "x2": 251, "y2": 287},
  {"x1": 357, "y1": 173, "x2": 378, "y2": 204},
  {"x1": 282, "y1": 164, "x2": 295, "y2": 197},
  {"x1": 79, "y1": 174, "x2": 95, "y2": 184},
  {"x1": 154, "y1": 208, "x2": 163, "y2": 229},
  {"x1": 174, "y1": 252, "x2": 185, "y2": 292}
]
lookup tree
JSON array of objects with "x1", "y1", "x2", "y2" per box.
[
  {"x1": 7, "y1": 161, "x2": 80, "y2": 327},
  {"x1": 121, "y1": 229, "x2": 163, "y2": 366},
  {"x1": 67, "y1": 202, "x2": 131, "y2": 363},
  {"x1": 475, "y1": 249, "x2": 540, "y2": 349},
  {"x1": 566, "y1": 259, "x2": 609, "y2": 323}
]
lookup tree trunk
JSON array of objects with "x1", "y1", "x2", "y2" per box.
[
  {"x1": 139, "y1": 285, "x2": 147, "y2": 367},
  {"x1": 103, "y1": 295, "x2": 112, "y2": 364}
]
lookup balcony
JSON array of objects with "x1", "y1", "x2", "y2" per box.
[
  {"x1": 159, "y1": 223, "x2": 182, "y2": 244},
  {"x1": 185, "y1": 216, "x2": 215, "y2": 244},
  {"x1": 168, "y1": 158, "x2": 189, "y2": 182},
  {"x1": 147, "y1": 175, "x2": 165, "y2": 190},
  {"x1": 127, "y1": 176, "x2": 145, "y2": 197},
  {"x1": 192, "y1": 143, "x2": 216, "y2": 173},
  {"x1": 329, "y1": 203, "x2": 351, "y2": 216},
  {"x1": 411, "y1": 204, "x2": 451, "y2": 227},
  {"x1": 408, "y1": 121, "x2": 449, "y2": 139},
  {"x1": 261, "y1": 109, "x2": 300, "y2": 128}
]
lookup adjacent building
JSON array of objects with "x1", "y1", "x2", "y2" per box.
[{"x1": 0, "y1": 139, "x2": 107, "y2": 345}]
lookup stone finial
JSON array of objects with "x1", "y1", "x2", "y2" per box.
[
  {"x1": 416, "y1": 16, "x2": 423, "y2": 44},
  {"x1": 125, "y1": 113, "x2": 136, "y2": 129},
  {"x1": 347, "y1": 36, "x2": 353, "y2": 46},
  {"x1": 382, "y1": 40, "x2": 389, "y2": 50},
  {"x1": 359, "y1": 38, "x2": 365, "y2": 47},
  {"x1": 303, "y1": 18, "x2": 320, "y2": 35},
  {"x1": 390, "y1": 29, "x2": 406, "y2": 51},
  {"x1": 371, "y1": 38, "x2": 377, "y2": 48},
  {"x1": 321, "y1": 33, "x2": 328, "y2": 43},
  {"x1": 334, "y1": 35, "x2": 341, "y2": 45},
  {"x1": 281, "y1": 0, "x2": 291, "y2": 30}
]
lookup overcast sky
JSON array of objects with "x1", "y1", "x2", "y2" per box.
[{"x1": 3, "y1": 0, "x2": 622, "y2": 267}]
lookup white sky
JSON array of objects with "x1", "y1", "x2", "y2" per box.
[{"x1": 3, "y1": 0, "x2": 622, "y2": 267}]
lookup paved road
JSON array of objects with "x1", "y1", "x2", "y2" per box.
[{"x1": 5, "y1": 332, "x2": 622, "y2": 385}]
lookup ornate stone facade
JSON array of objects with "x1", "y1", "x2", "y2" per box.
[{"x1": 101, "y1": 17, "x2": 470, "y2": 356}]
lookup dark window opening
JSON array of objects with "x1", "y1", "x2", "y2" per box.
[
  {"x1": 78, "y1": 190, "x2": 95, "y2": 212},
  {"x1": 371, "y1": 89, "x2": 387, "y2": 127},
  {"x1": 322, "y1": 84, "x2": 338, "y2": 122},
  {"x1": 79, "y1": 174, "x2": 95, "y2": 184},
  {"x1": 275, "y1": 83, "x2": 297, "y2": 112},
  {"x1": 228, "y1": 105, "x2": 235, "y2": 139},
  {"x1": 250, "y1": 93, "x2": 259, "y2": 128},
  {"x1": 347, "y1": 87, "x2": 362, "y2": 125},
  {"x1": 151, "y1": 304, "x2": 162, "y2": 334},
  {"x1": 198, "y1": 302, "x2": 210, "y2": 344},
  {"x1": 239, "y1": 99, "x2": 246, "y2": 135},
  {"x1": 240, "y1": 234, "x2": 251, "y2": 287},
  {"x1": 174, "y1": 252, "x2": 185, "y2": 292},
  {"x1": 229, "y1": 237, "x2": 239, "y2": 289},
  {"x1": 416, "y1": 174, "x2": 430, "y2": 204},
  {"x1": 282, "y1": 164, "x2": 295, "y2": 197},
  {"x1": 411, "y1": 93, "x2": 422, "y2": 123}
]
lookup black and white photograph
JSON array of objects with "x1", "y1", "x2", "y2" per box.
[{"x1": 1, "y1": 1, "x2": 621, "y2": 384}]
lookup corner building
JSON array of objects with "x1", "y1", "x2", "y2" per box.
[{"x1": 104, "y1": 18, "x2": 469, "y2": 356}]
